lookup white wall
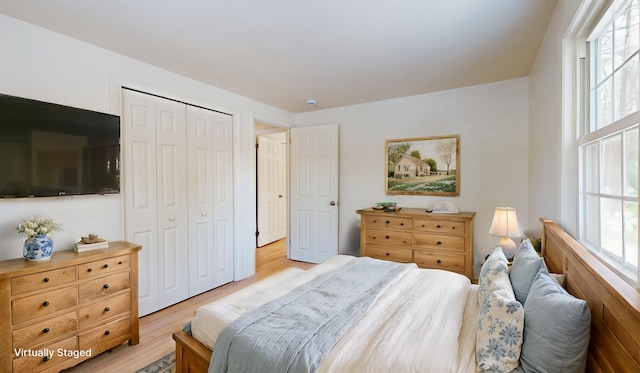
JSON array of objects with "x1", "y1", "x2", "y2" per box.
[
  {"x1": 0, "y1": 14, "x2": 295, "y2": 281},
  {"x1": 1, "y1": 4, "x2": 583, "y2": 281},
  {"x1": 528, "y1": 0, "x2": 582, "y2": 237},
  {"x1": 295, "y1": 78, "x2": 530, "y2": 277}
]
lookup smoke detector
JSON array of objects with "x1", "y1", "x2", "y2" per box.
[{"x1": 306, "y1": 99, "x2": 317, "y2": 106}]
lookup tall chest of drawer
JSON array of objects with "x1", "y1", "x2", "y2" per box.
[
  {"x1": 0, "y1": 242, "x2": 141, "y2": 373},
  {"x1": 357, "y1": 208, "x2": 475, "y2": 280}
]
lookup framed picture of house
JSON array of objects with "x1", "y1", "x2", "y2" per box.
[{"x1": 385, "y1": 134, "x2": 460, "y2": 196}]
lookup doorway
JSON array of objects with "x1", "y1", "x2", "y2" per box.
[{"x1": 255, "y1": 122, "x2": 287, "y2": 248}]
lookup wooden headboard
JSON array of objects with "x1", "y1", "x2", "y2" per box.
[{"x1": 541, "y1": 219, "x2": 640, "y2": 373}]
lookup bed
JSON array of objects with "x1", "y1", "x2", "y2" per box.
[{"x1": 172, "y1": 219, "x2": 640, "y2": 372}]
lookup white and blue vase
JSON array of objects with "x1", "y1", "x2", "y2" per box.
[{"x1": 23, "y1": 235, "x2": 54, "y2": 261}]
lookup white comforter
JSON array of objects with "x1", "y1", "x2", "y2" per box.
[{"x1": 191, "y1": 255, "x2": 479, "y2": 373}]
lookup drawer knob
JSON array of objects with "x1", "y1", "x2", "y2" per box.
[
  {"x1": 452, "y1": 226, "x2": 456, "y2": 230},
  {"x1": 104, "y1": 306, "x2": 111, "y2": 312},
  {"x1": 43, "y1": 277, "x2": 50, "y2": 283},
  {"x1": 118, "y1": 261, "x2": 123, "y2": 265},
  {"x1": 42, "y1": 301, "x2": 50, "y2": 307},
  {"x1": 103, "y1": 264, "x2": 109, "y2": 269},
  {"x1": 437, "y1": 259, "x2": 442, "y2": 264},
  {"x1": 385, "y1": 220, "x2": 390, "y2": 224},
  {"x1": 103, "y1": 284, "x2": 110, "y2": 289},
  {"x1": 104, "y1": 330, "x2": 111, "y2": 336},
  {"x1": 400, "y1": 223, "x2": 404, "y2": 226},
  {"x1": 385, "y1": 235, "x2": 390, "y2": 239},
  {"x1": 43, "y1": 327, "x2": 50, "y2": 334},
  {"x1": 87, "y1": 268, "x2": 93, "y2": 272},
  {"x1": 42, "y1": 356, "x2": 49, "y2": 362},
  {"x1": 386, "y1": 253, "x2": 390, "y2": 256},
  {"x1": 436, "y1": 224, "x2": 441, "y2": 228},
  {"x1": 373, "y1": 220, "x2": 377, "y2": 223},
  {"x1": 437, "y1": 241, "x2": 442, "y2": 245}
]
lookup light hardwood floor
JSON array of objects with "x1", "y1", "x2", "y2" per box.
[{"x1": 64, "y1": 239, "x2": 312, "y2": 372}]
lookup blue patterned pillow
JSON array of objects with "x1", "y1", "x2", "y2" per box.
[
  {"x1": 478, "y1": 247, "x2": 511, "y2": 305},
  {"x1": 476, "y1": 288, "x2": 524, "y2": 372}
]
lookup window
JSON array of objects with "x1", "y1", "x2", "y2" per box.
[{"x1": 579, "y1": 0, "x2": 640, "y2": 284}]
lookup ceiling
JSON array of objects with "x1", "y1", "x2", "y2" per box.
[{"x1": 0, "y1": 0, "x2": 557, "y2": 113}]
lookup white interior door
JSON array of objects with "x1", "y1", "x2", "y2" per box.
[
  {"x1": 289, "y1": 124, "x2": 339, "y2": 263},
  {"x1": 257, "y1": 134, "x2": 287, "y2": 247}
]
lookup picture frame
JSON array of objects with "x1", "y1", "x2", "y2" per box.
[{"x1": 385, "y1": 134, "x2": 460, "y2": 196}]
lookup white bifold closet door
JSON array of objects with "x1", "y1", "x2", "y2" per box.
[
  {"x1": 122, "y1": 89, "x2": 233, "y2": 316},
  {"x1": 186, "y1": 105, "x2": 234, "y2": 296}
]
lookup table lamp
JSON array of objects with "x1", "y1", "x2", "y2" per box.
[{"x1": 489, "y1": 207, "x2": 521, "y2": 260}]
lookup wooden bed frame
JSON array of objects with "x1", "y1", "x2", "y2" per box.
[{"x1": 172, "y1": 218, "x2": 640, "y2": 373}]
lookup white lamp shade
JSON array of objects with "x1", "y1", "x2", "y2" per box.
[
  {"x1": 489, "y1": 207, "x2": 521, "y2": 238},
  {"x1": 489, "y1": 207, "x2": 521, "y2": 260}
]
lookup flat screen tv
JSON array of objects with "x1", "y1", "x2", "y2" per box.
[{"x1": 0, "y1": 93, "x2": 120, "y2": 198}]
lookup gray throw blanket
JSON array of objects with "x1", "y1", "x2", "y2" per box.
[{"x1": 209, "y1": 257, "x2": 409, "y2": 373}]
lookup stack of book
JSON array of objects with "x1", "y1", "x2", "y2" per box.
[{"x1": 74, "y1": 236, "x2": 109, "y2": 252}]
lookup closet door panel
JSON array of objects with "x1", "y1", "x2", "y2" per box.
[
  {"x1": 124, "y1": 89, "x2": 234, "y2": 312},
  {"x1": 187, "y1": 107, "x2": 217, "y2": 296},
  {"x1": 122, "y1": 90, "x2": 159, "y2": 316},
  {"x1": 155, "y1": 100, "x2": 189, "y2": 308},
  {"x1": 212, "y1": 113, "x2": 234, "y2": 285}
]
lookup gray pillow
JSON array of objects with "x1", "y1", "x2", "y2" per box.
[
  {"x1": 510, "y1": 239, "x2": 544, "y2": 305},
  {"x1": 519, "y1": 268, "x2": 591, "y2": 373}
]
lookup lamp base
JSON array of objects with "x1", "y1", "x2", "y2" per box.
[{"x1": 496, "y1": 237, "x2": 517, "y2": 260}]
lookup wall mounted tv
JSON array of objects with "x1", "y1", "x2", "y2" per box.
[{"x1": 0, "y1": 93, "x2": 121, "y2": 198}]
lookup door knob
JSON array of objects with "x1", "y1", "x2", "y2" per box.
[{"x1": 330, "y1": 201, "x2": 336, "y2": 206}]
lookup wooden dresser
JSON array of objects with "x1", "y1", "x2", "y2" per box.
[
  {"x1": 357, "y1": 208, "x2": 475, "y2": 280},
  {"x1": 0, "y1": 242, "x2": 141, "y2": 373}
]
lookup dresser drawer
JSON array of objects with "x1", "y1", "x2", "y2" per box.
[
  {"x1": 365, "y1": 215, "x2": 413, "y2": 230},
  {"x1": 12, "y1": 286, "x2": 78, "y2": 325},
  {"x1": 79, "y1": 254, "x2": 130, "y2": 280},
  {"x1": 13, "y1": 311, "x2": 76, "y2": 350},
  {"x1": 11, "y1": 266, "x2": 76, "y2": 296},
  {"x1": 12, "y1": 335, "x2": 77, "y2": 373},
  {"x1": 365, "y1": 229, "x2": 412, "y2": 247},
  {"x1": 414, "y1": 219, "x2": 465, "y2": 235},
  {"x1": 79, "y1": 317, "x2": 130, "y2": 351},
  {"x1": 79, "y1": 292, "x2": 131, "y2": 329},
  {"x1": 364, "y1": 244, "x2": 413, "y2": 263},
  {"x1": 79, "y1": 272, "x2": 130, "y2": 303},
  {"x1": 414, "y1": 233, "x2": 465, "y2": 251},
  {"x1": 414, "y1": 250, "x2": 465, "y2": 274}
]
